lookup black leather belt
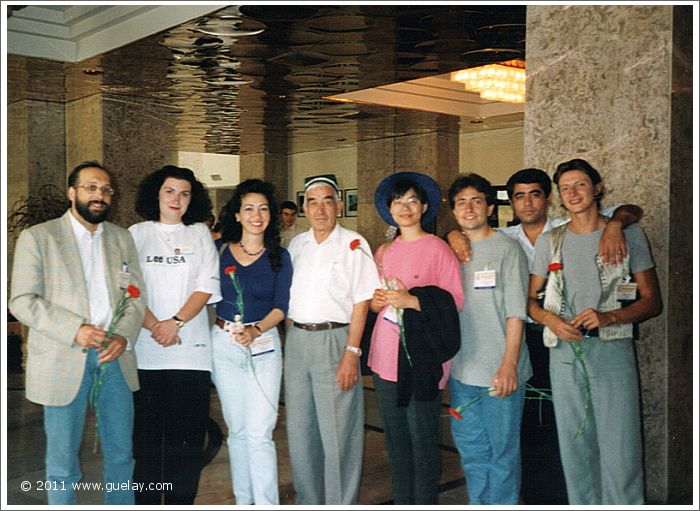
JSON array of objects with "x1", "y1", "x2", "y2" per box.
[{"x1": 292, "y1": 321, "x2": 348, "y2": 331}]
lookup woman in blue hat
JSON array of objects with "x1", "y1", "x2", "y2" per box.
[{"x1": 368, "y1": 172, "x2": 464, "y2": 505}]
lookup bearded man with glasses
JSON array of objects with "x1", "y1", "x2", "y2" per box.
[{"x1": 10, "y1": 160, "x2": 146, "y2": 505}]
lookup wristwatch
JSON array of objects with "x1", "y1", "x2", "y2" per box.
[
  {"x1": 172, "y1": 315, "x2": 185, "y2": 328},
  {"x1": 345, "y1": 345, "x2": 362, "y2": 356}
]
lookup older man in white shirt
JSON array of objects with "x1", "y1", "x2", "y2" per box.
[{"x1": 284, "y1": 174, "x2": 381, "y2": 505}]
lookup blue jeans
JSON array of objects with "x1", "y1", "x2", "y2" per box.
[
  {"x1": 44, "y1": 349, "x2": 135, "y2": 504},
  {"x1": 211, "y1": 325, "x2": 282, "y2": 505},
  {"x1": 449, "y1": 377, "x2": 524, "y2": 504}
]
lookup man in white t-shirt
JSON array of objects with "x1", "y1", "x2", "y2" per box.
[{"x1": 284, "y1": 174, "x2": 381, "y2": 505}]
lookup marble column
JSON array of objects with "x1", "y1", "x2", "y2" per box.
[
  {"x1": 7, "y1": 55, "x2": 67, "y2": 286},
  {"x1": 525, "y1": 5, "x2": 691, "y2": 503},
  {"x1": 100, "y1": 92, "x2": 178, "y2": 228}
]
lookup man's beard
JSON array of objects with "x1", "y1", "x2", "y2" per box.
[{"x1": 75, "y1": 198, "x2": 111, "y2": 224}]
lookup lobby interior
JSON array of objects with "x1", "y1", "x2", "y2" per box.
[{"x1": 4, "y1": 3, "x2": 695, "y2": 507}]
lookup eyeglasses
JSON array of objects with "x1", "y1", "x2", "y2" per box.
[
  {"x1": 75, "y1": 184, "x2": 116, "y2": 197},
  {"x1": 390, "y1": 197, "x2": 422, "y2": 209}
]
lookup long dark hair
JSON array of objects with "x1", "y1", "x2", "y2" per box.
[
  {"x1": 220, "y1": 179, "x2": 283, "y2": 271},
  {"x1": 135, "y1": 165, "x2": 212, "y2": 225}
]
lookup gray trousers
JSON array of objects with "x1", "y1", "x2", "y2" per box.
[
  {"x1": 550, "y1": 336, "x2": 644, "y2": 504},
  {"x1": 284, "y1": 325, "x2": 364, "y2": 504}
]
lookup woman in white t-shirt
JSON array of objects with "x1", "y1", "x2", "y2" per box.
[{"x1": 129, "y1": 165, "x2": 221, "y2": 505}]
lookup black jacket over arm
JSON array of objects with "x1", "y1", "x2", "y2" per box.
[{"x1": 396, "y1": 286, "x2": 461, "y2": 407}]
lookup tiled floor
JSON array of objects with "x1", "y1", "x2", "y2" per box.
[{"x1": 6, "y1": 368, "x2": 468, "y2": 506}]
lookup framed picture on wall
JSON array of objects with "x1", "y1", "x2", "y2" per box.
[
  {"x1": 336, "y1": 189, "x2": 343, "y2": 217},
  {"x1": 296, "y1": 191, "x2": 305, "y2": 217},
  {"x1": 488, "y1": 185, "x2": 513, "y2": 228},
  {"x1": 345, "y1": 188, "x2": 358, "y2": 217}
]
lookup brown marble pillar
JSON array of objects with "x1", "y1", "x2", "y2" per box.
[{"x1": 525, "y1": 5, "x2": 691, "y2": 503}]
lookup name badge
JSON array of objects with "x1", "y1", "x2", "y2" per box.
[
  {"x1": 474, "y1": 269, "x2": 496, "y2": 289},
  {"x1": 617, "y1": 282, "x2": 638, "y2": 301},
  {"x1": 383, "y1": 306, "x2": 400, "y2": 325},
  {"x1": 250, "y1": 332, "x2": 275, "y2": 357},
  {"x1": 118, "y1": 271, "x2": 131, "y2": 289},
  {"x1": 174, "y1": 245, "x2": 194, "y2": 256}
]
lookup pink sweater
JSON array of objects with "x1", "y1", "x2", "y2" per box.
[{"x1": 368, "y1": 234, "x2": 464, "y2": 386}]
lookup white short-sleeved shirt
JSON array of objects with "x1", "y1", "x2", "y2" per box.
[
  {"x1": 129, "y1": 221, "x2": 222, "y2": 371},
  {"x1": 287, "y1": 224, "x2": 381, "y2": 324}
]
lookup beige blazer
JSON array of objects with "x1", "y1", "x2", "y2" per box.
[{"x1": 9, "y1": 211, "x2": 146, "y2": 406}]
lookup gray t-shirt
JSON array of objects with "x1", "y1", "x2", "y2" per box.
[
  {"x1": 450, "y1": 231, "x2": 533, "y2": 387},
  {"x1": 532, "y1": 223, "x2": 654, "y2": 319}
]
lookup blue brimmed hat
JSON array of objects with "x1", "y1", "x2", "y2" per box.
[{"x1": 374, "y1": 171, "x2": 441, "y2": 227}]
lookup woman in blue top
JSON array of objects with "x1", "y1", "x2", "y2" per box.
[{"x1": 211, "y1": 179, "x2": 293, "y2": 505}]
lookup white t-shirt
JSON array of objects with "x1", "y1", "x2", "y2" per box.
[
  {"x1": 287, "y1": 224, "x2": 380, "y2": 324},
  {"x1": 129, "y1": 221, "x2": 222, "y2": 371}
]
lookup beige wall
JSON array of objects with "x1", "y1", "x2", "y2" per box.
[
  {"x1": 459, "y1": 126, "x2": 525, "y2": 185},
  {"x1": 285, "y1": 126, "x2": 525, "y2": 247},
  {"x1": 288, "y1": 146, "x2": 359, "y2": 232}
]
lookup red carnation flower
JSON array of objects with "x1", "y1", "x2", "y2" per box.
[
  {"x1": 127, "y1": 285, "x2": 140, "y2": 299},
  {"x1": 449, "y1": 408, "x2": 463, "y2": 420},
  {"x1": 548, "y1": 262, "x2": 563, "y2": 272},
  {"x1": 224, "y1": 265, "x2": 237, "y2": 275},
  {"x1": 349, "y1": 239, "x2": 361, "y2": 251}
]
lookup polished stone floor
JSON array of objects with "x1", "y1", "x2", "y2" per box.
[{"x1": 6, "y1": 364, "x2": 469, "y2": 507}]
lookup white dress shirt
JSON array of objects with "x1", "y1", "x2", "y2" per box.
[{"x1": 68, "y1": 210, "x2": 112, "y2": 329}]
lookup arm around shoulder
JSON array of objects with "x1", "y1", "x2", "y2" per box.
[
  {"x1": 601, "y1": 267, "x2": 662, "y2": 327},
  {"x1": 610, "y1": 204, "x2": 643, "y2": 227}
]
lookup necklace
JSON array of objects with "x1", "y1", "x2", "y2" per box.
[{"x1": 239, "y1": 241, "x2": 265, "y2": 257}]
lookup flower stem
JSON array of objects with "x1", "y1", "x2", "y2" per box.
[
  {"x1": 570, "y1": 342, "x2": 591, "y2": 437},
  {"x1": 244, "y1": 347, "x2": 278, "y2": 413},
  {"x1": 556, "y1": 270, "x2": 593, "y2": 437},
  {"x1": 397, "y1": 309, "x2": 412, "y2": 368},
  {"x1": 229, "y1": 272, "x2": 276, "y2": 414}
]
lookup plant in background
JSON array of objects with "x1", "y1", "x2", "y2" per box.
[{"x1": 7, "y1": 184, "x2": 69, "y2": 236}]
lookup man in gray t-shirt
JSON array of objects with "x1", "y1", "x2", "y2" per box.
[
  {"x1": 447, "y1": 173, "x2": 532, "y2": 505},
  {"x1": 527, "y1": 158, "x2": 661, "y2": 505}
]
